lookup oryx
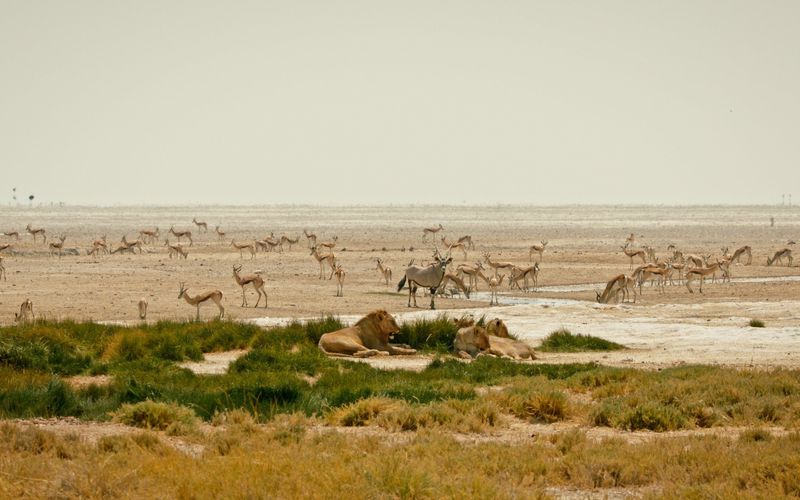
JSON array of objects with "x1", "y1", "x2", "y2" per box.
[{"x1": 397, "y1": 249, "x2": 452, "y2": 309}]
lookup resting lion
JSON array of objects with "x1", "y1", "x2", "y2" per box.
[
  {"x1": 318, "y1": 309, "x2": 417, "y2": 358},
  {"x1": 453, "y1": 319, "x2": 536, "y2": 360}
]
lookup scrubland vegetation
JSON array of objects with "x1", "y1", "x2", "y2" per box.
[{"x1": 1, "y1": 318, "x2": 800, "y2": 497}]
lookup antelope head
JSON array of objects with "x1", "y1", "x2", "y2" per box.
[
  {"x1": 178, "y1": 282, "x2": 187, "y2": 298},
  {"x1": 541, "y1": 240, "x2": 548, "y2": 248},
  {"x1": 233, "y1": 264, "x2": 242, "y2": 275}
]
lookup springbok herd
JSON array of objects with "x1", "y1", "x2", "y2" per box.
[{"x1": 1, "y1": 219, "x2": 796, "y2": 322}]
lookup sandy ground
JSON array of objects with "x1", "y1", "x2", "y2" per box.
[{"x1": 1, "y1": 204, "x2": 800, "y2": 368}]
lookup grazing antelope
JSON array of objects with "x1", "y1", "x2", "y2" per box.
[
  {"x1": 457, "y1": 261, "x2": 487, "y2": 292},
  {"x1": 192, "y1": 218, "x2": 208, "y2": 233},
  {"x1": 279, "y1": 235, "x2": 299, "y2": 252},
  {"x1": 165, "y1": 240, "x2": 189, "y2": 259},
  {"x1": 2, "y1": 230, "x2": 20, "y2": 240},
  {"x1": 215, "y1": 226, "x2": 227, "y2": 241},
  {"x1": 318, "y1": 236, "x2": 338, "y2": 251},
  {"x1": 0, "y1": 243, "x2": 13, "y2": 254},
  {"x1": 637, "y1": 263, "x2": 671, "y2": 294},
  {"x1": 256, "y1": 237, "x2": 280, "y2": 253},
  {"x1": 333, "y1": 263, "x2": 345, "y2": 297},
  {"x1": 766, "y1": 248, "x2": 793, "y2": 267},
  {"x1": 14, "y1": 299, "x2": 34, "y2": 324},
  {"x1": 529, "y1": 241, "x2": 548, "y2": 263},
  {"x1": 231, "y1": 240, "x2": 256, "y2": 259},
  {"x1": 441, "y1": 236, "x2": 467, "y2": 259},
  {"x1": 483, "y1": 252, "x2": 515, "y2": 278},
  {"x1": 310, "y1": 246, "x2": 336, "y2": 279},
  {"x1": 232, "y1": 265, "x2": 267, "y2": 308},
  {"x1": 26, "y1": 224, "x2": 46, "y2": 244},
  {"x1": 138, "y1": 298, "x2": 148, "y2": 320},
  {"x1": 596, "y1": 274, "x2": 626, "y2": 304},
  {"x1": 0, "y1": 256, "x2": 6, "y2": 281},
  {"x1": 621, "y1": 246, "x2": 646, "y2": 269},
  {"x1": 397, "y1": 249, "x2": 452, "y2": 309},
  {"x1": 730, "y1": 245, "x2": 752, "y2": 265},
  {"x1": 169, "y1": 226, "x2": 193, "y2": 245},
  {"x1": 685, "y1": 261, "x2": 724, "y2": 294},
  {"x1": 111, "y1": 236, "x2": 142, "y2": 255},
  {"x1": 139, "y1": 228, "x2": 159, "y2": 244},
  {"x1": 422, "y1": 224, "x2": 444, "y2": 241},
  {"x1": 178, "y1": 283, "x2": 224, "y2": 320},
  {"x1": 457, "y1": 235, "x2": 475, "y2": 250},
  {"x1": 375, "y1": 258, "x2": 393, "y2": 286},
  {"x1": 303, "y1": 229, "x2": 317, "y2": 249},
  {"x1": 48, "y1": 235, "x2": 67, "y2": 258},
  {"x1": 435, "y1": 272, "x2": 471, "y2": 299}
]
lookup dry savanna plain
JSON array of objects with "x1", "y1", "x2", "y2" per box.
[{"x1": 1, "y1": 204, "x2": 800, "y2": 498}]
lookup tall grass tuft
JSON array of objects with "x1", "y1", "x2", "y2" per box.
[
  {"x1": 113, "y1": 400, "x2": 199, "y2": 434},
  {"x1": 538, "y1": 329, "x2": 625, "y2": 352},
  {"x1": 393, "y1": 315, "x2": 459, "y2": 351}
]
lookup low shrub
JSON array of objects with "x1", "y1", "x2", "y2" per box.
[
  {"x1": 748, "y1": 319, "x2": 766, "y2": 328},
  {"x1": 112, "y1": 400, "x2": 199, "y2": 434},
  {"x1": 538, "y1": 329, "x2": 625, "y2": 352}
]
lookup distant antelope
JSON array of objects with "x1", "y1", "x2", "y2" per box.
[
  {"x1": 279, "y1": 235, "x2": 299, "y2": 252},
  {"x1": 730, "y1": 245, "x2": 752, "y2": 265},
  {"x1": 596, "y1": 274, "x2": 628, "y2": 304},
  {"x1": 487, "y1": 274, "x2": 505, "y2": 306},
  {"x1": 483, "y1": 252, "x2": 515, "y2": 278},
  {"x1": 397, "y1": 250, "x2": 452, "y2": 309},
  {"x1": 165, "y1": 240, "x2": 189, "y2": 259},
  {"x1": 375, "y1": 258, "x2": 392, "y2": 286},
  {"x1": 91, "y1": 235, "x2": 109, "y2": 254},
  {"x1": 310, "y1": 246, "x2": 336, "y2": 279},
  {"x1": 139, "y1": 228, "x2": 159, "y2": 244},
  {"x1": 509, "y1": 263, "x2": 539, "y2": 292},
  {"x1": 138, "y1": 298, "x2": 148, "y2": 320},
  {"x1": 0, "y1": 256, "x2": 6, "y2": 281},
  {"x1": 767, "y1": 248, "x2": 793, "y2": 267},
  {"x1": 215, "y1": 226, "x2": 226, "y2": 241},
  {"x1": 14, "y1": 299, "x2": 34, "y2": 324},
  {"x1": 625, "y1": 233, "x2": 636, "y2": 247},
  {"x1": 26, "y1": 224, "x2": 46, "y2": 244},
  {"x1": 529, "y1": 241, "x2": 548, "y2": 263},
  {"x1": 48, "y1": 235, "x2": 67, "y2": 258},
  {"x1": 685, "y1": 262, "x2": 724, "y2": 294},
  {"x1": 2, "y1": 230, "x2": 20, "y2": 240},
  {"x1": 318, "y1": 236, "x2": 338, "y2": 251},
  {"x1": 169, "y1": 226, "x2": 193, "y2": 246},
  {"x1": 303, "y1": 229, "x2": 317, "y2": 249},
  {"x1": 422, "y1": 224, "x2": 444, "y2": 240},
  {"x1": 456, "y1": 261, "x2": 486, "y2": 292},
  {"x1": 111, "y1": 236, "x2": 142, "y2": 255},
  {"x1": 441, "y1": 236, "x2": 467, "y2": 259},
  {"x1": 621, "y1": 246, "x2": 646, "y2": 269},
  {"x1": 178, "y1": 283, "x2": 224, "y2": 320},
  {"x1": 685, "y1": 254, "x2": 706, "y2": 268},
  {"x1": 0, "y1": 243, "x2": 13, "y2": 254},
  {"x1": 192, "y1": 218, "x2": 208, "y2": 233},
  {"x1": 232, "y1": 265, "x2": 267, "y2": 308},
  {"x1": 457, "y1": 235, "x2": 475, "y2": 250},
  {"x1": 256, "y1": 236, "x2": 280, "y2": 253},
  {"x1": 333, "y1": 263, "x2": 345, "y2": 297},
  {"x1": 231, "y1": 240, "x2": 256, "y2": 259}
]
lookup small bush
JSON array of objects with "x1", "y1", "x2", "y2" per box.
[
  {"x1": 619, "y1": 403, "x2": 686, "y2": 431},
  {"x1": 113, "y1": 400, "x2": 199, "y2": 434},
  {"x1": 393, "y1": 316, "x2": 459, "y2": 351},
  {"x1": 522, "y1": 392, "x2": 570, "y2": 423},
  {"x1": 538, "y1": 330, "x2": 625, "y2": 352},
  {"x1": 329, "y1": 397, "x2": 403, "y2": 427},
  {"x1": 740, "y1": 428, "x2": 772, "y2": 442},
  {"x1": 748, "y1": 319, "x2": 766, "y2": 328}
]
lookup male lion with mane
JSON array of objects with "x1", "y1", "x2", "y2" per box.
[{"x1": 318, "y1": 309, "x2": 417, "y2": 358}]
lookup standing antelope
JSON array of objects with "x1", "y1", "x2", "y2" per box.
[
  {"x1": 232, "y1": 265, "x2": 267, "y2": 308},
  {"x1": 0, "y1": 256, "x2": 6, "y2": 281},
  {"x1": 192, "y1": 218, "x2": 208, "y2": 232},
  {"x1": 441, "y1": 236, "x2": 467, "y2": 259},
  {"x1": 139, "y1": 228, "x2": 159, "y2": 244},
  {"x1": 14, "y1": 299, "x2": 34, "y2": 324},
  {"x1": 487, "y1": 274, "x2": 506, "y2": 306},
  {"x1": 215, "y1": 226, "x2": 226, "y2": 241},
  {"x1": 730, "y1": 245, "x2": 752, "y2": 265},
  {"x1": 165, "y1": 240, "x2": 189, "y2": 259},
  {"x1": 48, "y1": 235, "x2": 67, "y2": 258},
  {"x1": 169, "y1": 226, "x2": 193, "y2": 245},
  {"x1": 509, "y1": 263, "x2": 539, "y2": 292},
  {"x1": 625, "y1": 233, "x2": 636, "y2": 247},
  {"x1": 621, "y1": 246, "x2": 646, "y2": 269},
  {"x1": 375, "y1": 258, "x2": 393, "y2": 286},
  {"x1": 138, "y1": 298, "x2": 148, "y2": 320},
  {"x1": 26, "y1": 224, "x2": 46, "y2": 244},
  {"x1": 767, "y1": 248, "x2": 793, "y2": 267},
  {"x1": 422, "y1": 224, "x2": 444, "y2": 241},
  {"x1": 483, "y1": 252, "x2": 515, "y2": 278},
  {"x1": 397, "y1": 250, "x2": 452, "y2": 309},
  {"x1": 685, "y1": 254, "x2": 706, "y2": 268},
  {"x1": 279, "y1": 235, "x2": 299, "y2": 252},
  {"x1": 529, "y1": 241, "x2": 548, "y2": 263},
  {"x1": 457, "y1": 261, "x2": 487, "y2": 292},
  {"x1": 178, "y1": 283, "x2": 224, "y2": 320},
  {"x1": 231, "y1": 240, "x2": 256, "y2": 259},
  {"x1": 318, "y1": 236, "x2": 338, "y2": 251},
  {"x1": 303, "y1": 229, "x2": 317, "y2": 249},
  {"x1": 310, "y1": 246, "x2": 336, "y2": 279},
  {"x1": 457, "y1": 235, "x2": 475, "y2": 250},
  {"x1": 256, "y1": 237, "x2": 280, "y2": 253},
  {"x1": 685, "y1": 261, "x2": 724, "y2": 294},
  {"x1": 333, "y1": 263, "x2": 345, "y2": 297}
]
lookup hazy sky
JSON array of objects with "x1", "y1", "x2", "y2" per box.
[{"x1": 1, "y1": 1, "x2": 798, "y2": 206}]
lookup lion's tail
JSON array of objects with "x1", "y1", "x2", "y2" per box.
[{"x1": 397, "y1": 275, "x2": 407, "y2": 292}]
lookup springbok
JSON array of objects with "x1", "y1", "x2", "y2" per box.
[
  {"x1": 730, "y1": 245, "x2": 752, "y2": 265},
  {"x1": 0, "y1": 256, "x2": 6, "y2": 281},
  {"x1": 165, "y1": 240, "x2": 189, "y2": 259},
  {"x1": 441, "y1": 236, "x2": 467, "y2": 259},
  {"x1": 435, "y1": 272, "x2": 471, "y2": 299},
  {"x1": 375, "y1": 258, "x2": 392, "y2": 286},
  {"x1": 14, "y1": 299, "x2": 34, "y2": 324},
  {"x1": 457, "y1": 235, "x2": 475, "y2": 250},
  {"x1": 625, "y1": 233, "x2": 636, "y2": 247},
  {"x1": 529, "y1": 241, "x2": 548, "y2": 263},
  {"x1": 318, "y1": 236, "x2": 338, "y2": 251},
  {"x1": 457, "y1": 261, "x2": 487, "y2": 292},
  {"x1": 138, "y1": 298, "x2": 148, "y2": 320},
  {"x1": 111, "y1": 236, "x2": 142, "y2": 255},
  {"x1": 48, "y1": 235, "x2": 67, "y2": 258},
  {"x1": 397, "y1": 249, "x2": 452, "y2": 309},
  {"x1": 685, "y1": 254, "x2": 706, "y2": 268},
  {"x1": 231, "y1": 240, "x2": 256, "y2": 259},
  {"x1": 333, "y1": 263, "x2": 345, "y2": 297},
  {"x1": 2, "y1": 230, "x2": 20, "y2": 240},
  {"x1": 487, "y1": 274, "x2": 506, "y2": 305},
  {"x1": 139, "y1": 228, "x2": 159, "y2": 244},
  {"x1": 178, "y1": 283, "x2": 224, "y2": 320},
  {"x1": 310, "y1": 246, "x2": 336, "y2": 279},
  {"x1": 279, "y1": 235, "x2": 299, "y2": 252},
  {"x1": 256, "y1": 236, "x2": 281, "y2": 253},
  {"x1": 685, "y1": 261, "x2": 724, "y2": 294},
  {"x1": 232, "y1": 265, "x2": 267, "y2": 308},
  {"x1": 169, "y1": 226, "x2": 193, "y2": 246},
  {"x1": 483, "y1": 252, "x2": 515, "y2": 278},
  {"x1": 303, "y1": 229, "x2": 317, "y2": 249},
  {"x1": 422, "y1": 224, "x2": 444, "y2": 241},
  {"x1": 26, "y1": 224, "x2": 46, "y2": 244},
  {"x1": 509, "y1": 263, "x2": 539, "y2": 292},
  {"x1": 192, "y1": 218, "x2": 208, "y2": 233},
  {"x1": 621, "y1": 246, "x2": 646, "y2": 269},
  {"x1": 215, "y1": 226, "x2": 226, "y2": 241},
  {"x1": 0, "y1": 243, "x2": 12, "y2": 254},
  {"x1": 767, "y1": 248, "x2": 793, "y2": 267},
  {"x1": 596, "y1": 274, "x2": 636, "y2": 304}
]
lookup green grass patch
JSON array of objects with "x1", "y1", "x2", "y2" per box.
[
  {"x1": 748, "y1": 319, "x2": 766, "y2": 328},
  {"x1": 538, "y1": 329, "x2": 625, "y2": 352}
]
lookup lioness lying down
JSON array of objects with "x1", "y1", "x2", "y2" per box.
[
  {"x1": 318, "y1": 309, "x2": 417, "y2": 358},
  {"x1": 454, "y1": 318, "x2": 535, "y2": 360}
]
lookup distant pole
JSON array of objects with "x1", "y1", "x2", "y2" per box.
[
  {"x1": 770, "y1": 216, "x2": 775, "y2": 227},
  {"x1": 782, "y1": 194, "x2": 786, "y2": 206}
]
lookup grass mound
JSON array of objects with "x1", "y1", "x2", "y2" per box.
[
  {"x1": 748, "y1": 319, "x2": 766, "y2": 328},
  {"x1": 538, "y1": 329, "x2": 625, "y2": 352},
  {"x1": 113, "y1": 400, "x2": 199, "y2": 434}
]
